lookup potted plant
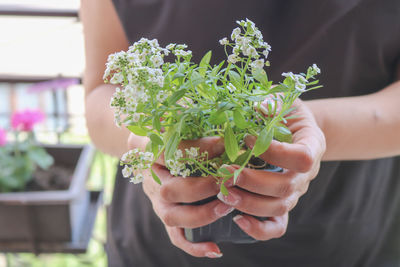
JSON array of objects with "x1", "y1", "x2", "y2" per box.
[
  {"x1": 0, "y1": 109, "x2": 95, "y2": 252},
  {"x1": 104, "y1": 19, "x2": 321, "y2": 243}
]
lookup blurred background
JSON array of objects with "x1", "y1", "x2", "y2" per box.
[{"x1": 0, "y1": 0, "x2": 116, "y2": 266}]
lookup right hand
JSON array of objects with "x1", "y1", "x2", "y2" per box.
[{"x1": 128, "y1": 134, "x2": 231, "y2": 258}]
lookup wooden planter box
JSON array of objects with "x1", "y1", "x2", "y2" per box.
[{"x1": 0, "y1": 144, "x2": 95, "y2": 248}]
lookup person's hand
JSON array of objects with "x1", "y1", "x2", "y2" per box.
[
  {"x1": 217, "y1": 98, "x2": 326, "y2": 240},
  {"x1": 129, "y1": 136, "x2": 232, "y2": 258}
]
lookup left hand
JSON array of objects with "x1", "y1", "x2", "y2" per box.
[{"x1": 218, "y1": 98, "x2": 326, "y2": 240}]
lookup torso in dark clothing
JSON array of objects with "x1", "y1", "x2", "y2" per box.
[{"x1": 107, "y1": 1, "x2": 400, "y2": 266}]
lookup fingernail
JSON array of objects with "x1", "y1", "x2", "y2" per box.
[
  {"x1": 233, "y1": 215, "x2": 250, "y2": 230},
  {"x1": 214, "y1": 203, "x2": 235, "y2": 217},
  {"x1": 217, "y1": 191, "x2": 240, "y2": 206},
  {"x1": 205, "y1": 252, "x2": 223, "y2": 258}
]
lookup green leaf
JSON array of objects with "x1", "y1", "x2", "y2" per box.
[
  {"x1": 233, "y1": 169, "x2": 241, "y2": 184},
  {"x1": 164, "y1": 132, "x2": 180, "y2": 161},
  {"x1": 127, "y1": 125, "x2": 148, "y2": 136},
  {"x1": 306, "y1": 79, "x2": 319, "y2": 86},
  {"x1": 274, "y1": 124, "x2": 293, "y2": 143},
  {"x1": 172, "y1": 72, "x2": 185, "y2": 81},
  {"x1": 199, "y1": 51, "x2": 212, "y2": 77},
  {"x1": 252, "y1": 68, "x2": 272, "y2": 90},
  {"x1": 211, "y1": 60, "x2": 225, "y2": 77},
  {"x1": 151, "y1": 169, "x2": 162, "y2": 185},
  {"x1": 209, "y1": 110, "x2": 227, "y2": 125},
  {"x1": 233, "y1": 110, "x2": 247, "y2": 129},
  {"x1": 228, "y1": 70, "x2": 242, "y2": 89},
  {"x1": 149, "y1": 133, "x2": 164, "y2": 146},
  {"x1": 224, "y1": 124, "x2": 239, "y2": 162},
  {"x1": 27, "y1": 147, "x2": 54, "y2": 170},
  {"x1": 151, "y1": 141, "x2": 160, "y2": 156},
  {"x1": 253, "y1": 126, "x2": 273, "y2": 157},
  {"x1": 217, "y1": 167, "x2": 232, "y2": 177},
  {"x1": 233, "y1": 149, "x2": 251, "y2": 166},
  {"x1": 220, "y1": 183, "x2": 229, "y2": 196},
  {"x1": 191, "y1": 71, "x2": 206, "y2": 87},
  {"x1": 167, "y1": 89, "x2": 186, "y2": 105},
  {"x1": 152, "y1": 114, "x2": 161, "y2": 132}
]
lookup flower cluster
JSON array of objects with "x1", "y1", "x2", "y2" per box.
[
  {"x1": 105, "y1": 38, "x2": 193, "y2": 126},
  {"x1": 220, "y1": 18, "x2": 271, "y2": 68},
  {"x1": 0, "y1": 128, "x2": 6, "y2": 147},
  {"x1": 282, "y1": 64, "x2": 321, "y2": 92},
  {"x1": 0, "y1": 109, "x2": 53, "y2": 192},
  {"x1": 105, "y1": 19, "x2": 321, "y2": 192},
  {"x1": 11, "y1": 109, "x2": 45, "y2": 132},
  {"x1": 120, "y1": 148, "x2": 154, "y2": 183},
  {"x1": 166, "y1": 147, "x2": 207, "y2": 178}
]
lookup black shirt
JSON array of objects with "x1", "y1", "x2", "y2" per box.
[{"x1": 107, "y1": 1, "x2": 400, "y2": 266}]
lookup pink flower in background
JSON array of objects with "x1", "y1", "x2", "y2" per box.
[
  {"x1": 0, "y1": 128, "x2": 6, "y2": 146},
  {"x1": 11, "y1": 110, "x2": 45, "y2": 132}
]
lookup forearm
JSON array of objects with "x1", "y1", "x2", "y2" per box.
[
  {"x1": 306, "y1": 80, "x2": 400, "y2": 161},
  {"x1": 85, "y1": 84, "x2": 129, "y2": 157}
]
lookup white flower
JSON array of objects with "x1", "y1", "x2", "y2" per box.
[
  {"x1": 282, "y1": 72, "x2": 308, "y2": 92},
  {"x1": 132, "y1": 113, "x2": 140, "y2": 122},
  {"x1": 185, "y1": 147, "x2": 199, "y2": 159},
  {"x1": 174, "y1": 50, "x2": 192, "y2": 57},
  {"x1": 232, "y1": 45, "x2": 240, "y2": 55},
  {"x1": 154, "y1": 76, "x2": 164, "y2": 87},
  {"x1": 242, "y1": 45, "x2": 257, "y2": 57},
  {"x1": 174, "y1": 149, "x2": 183, "y2": 159},
  {"x1": 282, "y1": 72, "x2": 296, "y2": 80},
  {"x1": 227, "y1": 83, "x2": 236, "y2": 93},
  {"x1": 130, "y1": 173, "x2": 144, "y2": 184},
  {"x1": 166, "y1": 43, "x2": 176, "y2": 50},
  {"x1": 295, "y1": 83, "x2": 307, "y2": 92},
  {"x1": 219, "y1": 37, "x2": 229, "y2": 45},
  {"x1": 254, "y1": 30, "x2": 263, "y2": 40},
  {"x1": 250, "y1": 59, "x2": 265, "y2": 69},
  {"x1": 228, "y1": 54, "x2": 239, "y2": 64},
  {"x1": 122, "y1": 165, "x2": 133, "y2": 178},
  {"x1": 143, "y1": 152, "x2": 154, "y2": 162},
  {"x1": 156, "y1": 90, "x2": 169, "y2": 102},
  {"x1": 181, "y1": 169, "x2": 191, "y2": 178},
  {"x1": 312, "y1": 63, "x2": 321, "y2": 74},
  {"x1": 176, "y1": 44, "x2": 188, "y2": 50},
  {"x1": 245, "y1": 18, "x2": 256, "y2": 31},
  {"x1": 151, "y1": 55, "x2": 163, "y2": 67},
  {"x1": 121, "y1": 152, "x2": 128, "y2": 162},
  {"x1": 110, "y1": 72, "x2": 124, "y2": 84},
  {"x1": 236, "y1": 36, "x2": 250, "y2": 47},
  {"x1": 236, "y1": 20, "x2": 246, "y2": 27},
  {"x1": 231, "y1": 27, "x2": 241, "y2": 40},
  {"x1": 296, "y1": 75, "x2": 308, "y2": 84}
]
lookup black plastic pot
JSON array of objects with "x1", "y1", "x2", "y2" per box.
[
  {"x1": 184, "y1": 160, "x2": 282, "y2": 244},
  {"x1": 0, "y1": 144, "x2": 95, "y2": 246}
]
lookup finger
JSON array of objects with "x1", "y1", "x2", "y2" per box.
[
  {"x1": 233, "y1": 213, "x2": 288, "y2": 241},
  {"x1": 165, "y1": 227, "x2": 223, "y2": 258},
  {"x1": 154, "y1": 198, "x2": 235, "y2": 228},
  {"x1": 232, "y1": 167, "x2": 303, "y2": 198},
  {"x1": 153, "y1": 164, "x2": 220, "y2": 203},
  {"x1": 245, "y1": 137, "x2": 314, "y2": 173},
  {"x1": 217, "y1": 187, "x2": 299, "y2": 217}
]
